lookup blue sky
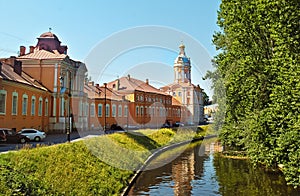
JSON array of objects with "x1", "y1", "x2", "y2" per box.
[{"x1": 0, "y1": 0, "x2": 221, "y2": 97}]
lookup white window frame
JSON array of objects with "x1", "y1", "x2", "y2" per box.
[
  {"x1": 98, "y1": 104, "x2": 103, "y2": 117},
  {"x1": 90, "y1": 103, "x2": 95, "y2": 117},
  {"x1": 12, "y1": 92, "x2": 18, "y2": 115},
  {"x1": 22, "y1": 94, "x2": 28, "y2": 115},
  {"x1": 38, "y1": 97, "x2": 43, "y2": 116},
  {"x1": 31, "y1": 96, "x2": 36, "y2": 116},
  {"x1": 0, "y1": 90, "x2": 7, "y2": 115},
  {"x1": 112, "y1": 104, "x2": 116, "y2": 117},
  {"x1": 118, "y1": 105, "x2": 122, "y2": 117},
  {"x1": 45, "y1": 98, "x2": 49, "y2": 116},
  {"x1": 105, "y1": 104, "x2": 110, "y2": 117},
  {"x1": 124, "y1": 105, "x2": 128, "y2": 117}
]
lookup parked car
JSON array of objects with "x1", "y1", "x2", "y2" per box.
[
  {"x1": 0, "y1": 128, "x2": 30, "y2": 144},
  {"x1": 173, "y1": 122, "x2": 184, "y2": 127},
  {"x1": 161, "y1": 123, "x2": 171, "y2": 128},
  {"x1": 18, "y1": 129, "x2": 46, "y2": 142}
]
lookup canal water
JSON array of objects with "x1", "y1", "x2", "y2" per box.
[{"x1": 129, "y1": 140, "x2": 300, "y2": 196}]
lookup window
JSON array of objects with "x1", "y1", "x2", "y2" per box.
[
  {"x1": 178, "y1": 92, "x2": 182, "y2": 96},
  {"x1": 12, "y1": 92, "x2": 18, "y2": 115},
  {"x1": 45, "y1": 99, "x2": 49, "y2": 116},
  {"x1": 105, "y1": 104, "x2": 110, "y2": 117},
  {"x1": 22, "y1": 94, "x2": 28, "y2": 115},
  {"x1": 0, "y1": 90, "x2": 7, "y2": 114},
  {"x1": 85, "y1": 103, "x2": 89, "y2": 117},
  {"x1": 140, "y1": 106, "x2": 144, "y2": 116},
  {"x1": 124, "y1": 105, "x2": 128, "y2": 117},
  {"x1": 38, "y1": 97, "x2": 43, "y2": 116},
  {"x1": 136, "y1": 106, "x2": 139, "y2": 116},
  {"x1": 61, "y1": 98, "x2": 65, "y2": 116},
  {"x1": 98, "y1": 104, "x2": 103, "y2": 117},
  {"x1": 145, "y1": 106, "x2": 147, "y2": 116},
  {"x1": 78, "y1": 101, "x2": 82, "y2": 117},
  {"x1": 31, "y1": 96, "x2": 36, "y2": 116},
  {"x1": 112, "y1": 104, "x2": 116, "y2": 117},
  {"x1": 118, "y1": 105, "x2": 122, "y2": 117},
  {"x1": 90, "y1": 103, "x2": 95, "y2": 117}
]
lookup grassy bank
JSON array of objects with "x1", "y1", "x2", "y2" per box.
[{"x1": 0, "y1": 127, "x2": 208, "y2": 195}]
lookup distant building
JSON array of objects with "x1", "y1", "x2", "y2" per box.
[{"x1": 161, "y1": 43, "x2": 204, "y2": 125}]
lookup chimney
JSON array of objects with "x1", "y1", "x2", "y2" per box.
[
  {"x1": 96, "y1": 83, "x2": 99, "y2": 87},
  {"x1": 127, "y1": 74, "x2": 130, "y2": 80},
  {"x1": 146, "y1": 78, "x2": 149, "y2": 85},
  {"x1": 116, "y1": 79, "x2": 120, "y2": 90},
  {"x1": 29, "y1": 46, "x2": 35, "y2": 53},
  {"x1": 88, "y1": 81, "x2": 94, "y2": 86},
  {"x1": 19, "y1": 46, "x2": 26, "y2": 56},
  {"x1": 13, "y1": 59, "x2": 22, "y2": 75}
]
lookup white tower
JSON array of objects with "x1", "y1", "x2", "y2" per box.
[{"x1": 174, "y1": 43, "x2": 191, "y2": 84}]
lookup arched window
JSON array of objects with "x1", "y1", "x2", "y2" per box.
[
  {"x1": 12, "y1": 92, "x2": 18, "y2": 115},
  {"x1": 0, "y1": 90, "x2": 7, "y2": 115},
  {"x1": 45, "y1": 98, "x2": 49, "y2": 116},
  {"x1": 98, "y1": 104, "x2": 103, "y2": 117},
  {"x1": 90, "y1": 103, "x2": 95, "y2": 117},
  {"x1": 136, "y1": 106, "x2": 139, "y2": 116},
  {"x1": 112, "y1": 104, "x2": 116, "y2": 117},
  {"x1": 38, "y1": 97, "x2": 43, "y2": 116},
  {"x1": 124, "y1": 105, "x2": 128, "y2": 117},
  {"x1": 22, "y1": 94, "x2": 28, "y2": 115},
  {"x1": 105, "y1": 104, "x2": 110, "y2": 117},
  {"x1": 118, "y1": 105, "x2": 122, "y2": 117},
  {"x1": 31, "y1": 96, "x2": 36, "y2": 116}
]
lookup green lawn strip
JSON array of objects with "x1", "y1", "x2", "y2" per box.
[{"x1": 0, "y1": 127, "x2": 205, "y2": 195}]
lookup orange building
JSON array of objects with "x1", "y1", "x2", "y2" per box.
[
  {"x1": 0, "y1": 32, "x2": 204, "y2": 133},
  {"x1": 105, "y1": 75, "x2": 184, "y2": 128},
  {"x1": 84, "y1": 81, "x2": 129, "y2": 130},
  {"x1": 17, "y1": 32, "x2": 88, "y2": 132},
  {"x1": 0, "y1": 58, "x2": 52, "y2": 131}
]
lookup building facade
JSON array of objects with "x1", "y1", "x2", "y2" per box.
[
  {"x1": 161, "y1": 43, "x2": 204, "y2": 125},
  {"x1": 17, "y1": 32, "x2": 88, "y2": 132},
  {"x1": 0, "y1": 58, "x2": 52, "y2": 131},
  {"x1": 0, "y1": 32, "x2": 204, "y2": 132}
]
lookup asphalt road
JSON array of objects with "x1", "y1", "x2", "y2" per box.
[{"x1": 0, "y1": 130, "x2": 104, "y2": 153}]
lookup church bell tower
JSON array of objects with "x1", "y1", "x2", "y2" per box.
[{"x1": 173, "y1": 43, "x2": 191, "y2": 84}]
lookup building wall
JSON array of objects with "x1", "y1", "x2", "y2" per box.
[{"x1": 0, "y1": 80, "x2": 51, "y2": 132}]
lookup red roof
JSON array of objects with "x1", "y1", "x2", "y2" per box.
[
  {"x1": 18, "y1": 49, "x2": 67, "y2": 60},
  {"x1": 107, "y1": 76, "x2": 168, "y2": 95},
  {"x1": 0, "y1": 60, "x2": 49, "y2": 92}
]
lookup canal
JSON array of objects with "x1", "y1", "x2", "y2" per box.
[{"x1": 129, "y1": 139, "x2": 300, "y2": 195}]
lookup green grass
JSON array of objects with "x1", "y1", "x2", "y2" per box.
[{"x1": 0, "y1": 127, "x2": 205, "y2": 195}]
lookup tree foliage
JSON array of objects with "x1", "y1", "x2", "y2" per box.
[{"x1": 209, "y1": 0, "x2": 300, "y2": 187}]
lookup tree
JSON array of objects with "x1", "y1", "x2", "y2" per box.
[{"x1": 208, "y1": 0, "x2": 300, "y2": 187}]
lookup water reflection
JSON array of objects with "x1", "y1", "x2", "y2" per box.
[{"x1": 129, "y1": 140, "x2": 300, "y2": 196}]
